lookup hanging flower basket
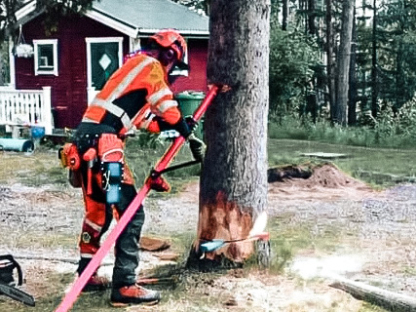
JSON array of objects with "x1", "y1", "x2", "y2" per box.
[{"x1": 15, "y1": 44, "x2": 34, "y2": 58}]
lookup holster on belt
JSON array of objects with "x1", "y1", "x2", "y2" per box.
[
  {"x1": 59, "y1": 143, "x2": 81, "y2": 170},
  {"x1": 82, "y1": 148, "x2": 97, "y2": 195},
  {"x1": 59, "y1": 143, "x2": 82, "y2": 188},
  {"x1": 98, "y1": 133, "x2": 125, "y2": 204}
]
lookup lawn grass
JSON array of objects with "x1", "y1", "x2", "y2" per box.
[
  {"x1": 267, "y1": 139, "x2": 416, "y2": 187},
  {"x1": 0, "y1": 137, "x2": 412, "y2": 312},
  {"x1": 3, "y1": 137, "x2": 415, "y2": 189}
]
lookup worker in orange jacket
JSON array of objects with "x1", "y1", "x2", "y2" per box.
[{"x1": 71, "y1": 29, "x2": 204, "y2": 307}]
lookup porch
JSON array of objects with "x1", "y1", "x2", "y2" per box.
[
  {"x1": 0, "y1": 86, "x2": 53, "y2": 137},
  {"x1": 0, "y1": 87, "x2": 98, "y2": 138}
]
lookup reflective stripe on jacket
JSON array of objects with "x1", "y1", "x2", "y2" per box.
[{"x1": 82, "y1": 53, "x2": 181, "y2": 136}]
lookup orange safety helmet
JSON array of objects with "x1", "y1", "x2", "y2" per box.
[{"x1": 149, "y1": 29, "x2": 188, "y2": 70}]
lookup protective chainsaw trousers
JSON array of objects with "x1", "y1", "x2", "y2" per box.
[
  {"x1": 74, "y1": 123, "x2": 145, "y2": 287},
  {"x1": 77, "y1": 184, "x2": 144, "y2": 287}
]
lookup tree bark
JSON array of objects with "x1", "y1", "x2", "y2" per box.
[
  {"x1": 348, "y1": 7, "x2": 357, "y2": 125},
  {"x1": 189, "y1": 0, "x2": 270, "y2": 267},
  {"x1": 371, "y1": 0, "x2": 378, "y2": 118},
  {"x1": 308, "y1": 0, "x2": 316, "y2": 35},
  {"x1": 334, "y1": 0, "x2": 354, "y2": 126},
  {"x1": 330, "y1": 275, "x2": 416, "y2": 312},
  {"x1": 0, "y1": 51, "x2": 4, "y2": 86},
  {"x1": 282, "y1": 0, "x2": 289, "y2": 30},
  {"x1": 326, "y1": 0, "x2": 336, "y2": 121}
]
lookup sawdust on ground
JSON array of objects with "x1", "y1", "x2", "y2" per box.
[{"x1": 1, "y1": 163, "x2": 415, "y2": 311}]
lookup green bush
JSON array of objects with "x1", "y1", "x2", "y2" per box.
[
  {"x1": 269, "y1": 27, "x2": 321, "y2": 117},
  {"x1": 268, "y1": 106, "x2": 416, "y2": 150}
]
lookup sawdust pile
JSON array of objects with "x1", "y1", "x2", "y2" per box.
[
  {"x1": 268, "y1": 163, "x2": 367, "y2": 188},
  {"x1": 267, "y1": 163, "x2": 376, "y2": 201}
]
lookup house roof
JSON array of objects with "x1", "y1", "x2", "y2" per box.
[{"x1": 16, "y1": 0, "x2": 209, "y2": 38}]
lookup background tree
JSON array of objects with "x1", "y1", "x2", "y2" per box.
[
  {"x1": 171, "y1": 0, "x2": 210, "y2": 15},
  {"x1": 376, "y1": 0, "x2": 416, "y2": 112},
  {"x1": 1, "y1": 0, "x2": 94, "y2": 43},
  {"x1": 326, "y1": 0, "x2": 336, "y2": 121},
  {"x1": 348, "y1": 7, "x2": 358, "y2": 125},
  {"x1": 0, "y1": 0, "x2": 95, "y2": 85},
  {"x1": 188, "y1": 0, "x2": 271, "y2": 267},
  {"x1": 333, "y1": 0, "x2": 354, "y2": 125},
  {"x1": 371, "y1": 0, "x2": 378, "y2": 118},
  {"x1": 0, "y1": 0, "x2": 23, "y2": 43},
  {"x1": 269, "y1": 1, "x2": 320, "y2": 119}
]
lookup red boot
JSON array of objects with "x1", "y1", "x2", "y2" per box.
[
  {"x1": 82, "y1": 273, "x2": 111, "y2": 292},
  {"x1": 110, "y1": 284, "x2": 161, "y2": 307}
]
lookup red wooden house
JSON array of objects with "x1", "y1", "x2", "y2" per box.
[{"x1": 1, "y1": 0, "x2": 209, "y2": 133}]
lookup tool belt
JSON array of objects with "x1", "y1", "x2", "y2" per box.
[{"x1": 59, "y1": 126, "x2": 125, "y2": 202}]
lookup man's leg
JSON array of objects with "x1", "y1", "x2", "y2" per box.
[
  {"x1": 112, "y1": 184, "x2": 143, "y2": 287},
  {"x1": 110, "y1": 184, "x2": 160, "y2": 306},
  {"x1": 77, "y1": 183, "x2": 113, "y2": 291}
]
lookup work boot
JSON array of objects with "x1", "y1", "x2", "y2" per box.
[
  {"x1": 110, "y1": 284, "x2": 161, "y2": 307},
  {"x1": 82, "y1": 273, "x2": 111, "y2": 292}
]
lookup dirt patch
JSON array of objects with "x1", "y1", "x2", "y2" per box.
[
  {"x1": 1, "y1": 162, "x2": 415, "y2": 311},
  {"x1": 268, "y1": 163, "x2": 371, "y2": 189},
  {"x1": 268, "y1": 163, "x2": 378, "y2": 203}
]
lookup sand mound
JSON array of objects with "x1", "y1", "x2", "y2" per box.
[
  {"x1": 268, "y1": 163, "x2": 367, "y2": 189},
  {"x1": 267, "y1": 163, "x2": 375, "y2": 201}
]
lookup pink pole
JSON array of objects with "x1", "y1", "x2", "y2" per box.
[{"x1": 55, "y1": 85, "x2": 219, "y2": 312}]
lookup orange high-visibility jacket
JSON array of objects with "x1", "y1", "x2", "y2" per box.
[{"x1": 82, "y1": 53, "x2": 181, "y2": 136}]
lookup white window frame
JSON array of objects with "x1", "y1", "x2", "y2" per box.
[
  {"x1": 85, "y1": 37, "x2": 123, "y2": 90},
  {"x1": 33, "y1": 39, "x2": 58, "y2": 76}
]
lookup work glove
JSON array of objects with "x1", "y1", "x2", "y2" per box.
[
  {"x1": 188, "y1": 134, "x2": 206, "y2": 162},
  {"x1": 185, "y1": 116, "x2": 198, "y2": 133},
  {"x1": 148, "y1": 175, "x2": 171, "y2": 192}
]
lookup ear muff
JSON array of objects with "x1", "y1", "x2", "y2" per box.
[
  {"x1": 159, "y1": 48, "x2": 177, "y2": 66},
  {"x1": 163, "y1": 48, "x2": 176, "y2": 61}
]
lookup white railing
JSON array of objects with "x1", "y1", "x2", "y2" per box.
[{"x1": 0, "y1": 86, "x2": 53, "y2": 135}]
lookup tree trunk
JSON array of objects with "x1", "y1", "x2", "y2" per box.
[
  {"x1": 334, "y1": 0, "x2": 354, "y2": 126},
  {"x1": 203, "y1": 0, "x2": 211, "y2": 16},
  {"x1": 371, "y1": 0, "x2": 378, "y2": 118},
  {"x1": 326, "y1": 0, "x2": 336, "y2": 121},
  {"x1": 0, "y1": 51, "x2": 4, "y2": 86},
  {"x1": 308, "y1": 0, "x2": 316, "y2": 35},
  {"x1": 188, "y1": 0, "x2": 270, "y2": 267},
  {"x1": 348, "y1": 7, "x2": 357, "y2": 125},
  {"x1": 282, "y1": 0, "x2": 289, "y2": 30},
  {"x1": 395, "y1": 42, "x2": 405, "y2": 110},
  {"x1": 330, "y1": 275, "x2": 416, "y2": 312}
]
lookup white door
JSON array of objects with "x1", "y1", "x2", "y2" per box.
[{"x1": 86, "y1": 37, "x2": 123, "y2": 102}]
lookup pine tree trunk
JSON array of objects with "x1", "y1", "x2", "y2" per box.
[
  {"x1": 326, "y1": 0, "x2": 336, "y2": 121},
  {"x1": 188, "y1": 0, "x2": 270, "y2": 267},
  {"x1": 282, "y1": 0, "x2": 289, "y2": 30},
  {"x1": 308, "y1": 0, "x2": 316, "y2": 35},
  {"x1": 371, "y1": 0, "x2": 378, "y2": 118},
  {"x1": 348, "y1": 7, "x2": 357, "y2": 125},
  {"x1": 334, "y1": 0, "x2": 354, "y2": 126},
  {"x1": 0, "y1": 51, "x2": 4, "y2": 86}
]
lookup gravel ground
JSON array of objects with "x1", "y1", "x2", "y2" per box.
[{"x1": 1, "y1": 164, "x2": 416, "y2": 311}]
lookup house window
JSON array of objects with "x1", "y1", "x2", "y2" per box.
[
  {"x1": 33, "y1": 39, "x2": 58, "y2": 76},
  {"x1": 86, "y1": 37, "x2": 123, "y2": 92}
]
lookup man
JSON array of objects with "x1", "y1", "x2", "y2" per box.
[{"x1": 70, "y1": 29, "x2": 204, "y2": 307}]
